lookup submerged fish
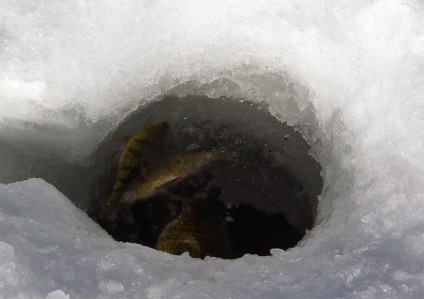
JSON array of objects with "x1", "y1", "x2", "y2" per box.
[
  {"x1": 156, "y1": 197, "x2": 231, "y2": 259},
  {"x1": 101, "y1": 118, "x2": 169, "y2": 219},
  {"x1": 154, "y1": 169, "x2": 214, "y2": 198},
  {"x1": 121, "y1": 151, "x2": 227, "y2": 202}
]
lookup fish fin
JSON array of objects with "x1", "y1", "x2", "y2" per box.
[
  {"x1": 121, "y1": 136, "x2": 132, "y2": 143},
  {"x1": 155, "y1": 176, "x2": 183, "y2": 191}
]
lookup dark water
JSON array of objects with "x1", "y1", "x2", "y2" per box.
[{"x1": 87, "y1": 95, "x2": 322, "y2": 258}]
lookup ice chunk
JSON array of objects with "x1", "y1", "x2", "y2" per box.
[{"x1": 45, "y1": 290, "x2": 70, "y2": 299}]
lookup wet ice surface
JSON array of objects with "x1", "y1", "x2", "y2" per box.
[{"x1": 1, "y1": 0, "x2": 424, "y2": 298}]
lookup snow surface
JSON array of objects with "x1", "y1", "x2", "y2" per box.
[{"x1": 1, "y1": 0, "x2": 424, "y2": 298}]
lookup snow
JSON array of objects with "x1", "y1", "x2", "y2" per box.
[
  {"x1": 1, "y1": 0, "x2": 424, "y2": 298},
  {"x1": 45, "y1": 290, "x2": 70, "y2": 299}
]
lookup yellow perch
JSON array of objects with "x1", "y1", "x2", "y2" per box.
[
  {"x1": 114, "y1": 118, "x2": 169, "y2": 190},
  {"x1": 102, "y1": 118, "x2": 169, "y2": 219},
  {"x1": 122, "y1": 151, "x2": 227, "y2": 203},
  {"x1": 156, "y1": 198, "x2": 231, "y2": 259}
]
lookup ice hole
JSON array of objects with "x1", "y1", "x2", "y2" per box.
[{"x1": 88, "y1": 95, "x2": 323, "y2": 259}]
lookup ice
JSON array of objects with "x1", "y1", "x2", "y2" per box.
[
  {"x1": 1, "y1": 0, "x2": 424, "y2": 298},
  {"x1": 45, "y1": 290, "x2": 70, "y2": 299}
]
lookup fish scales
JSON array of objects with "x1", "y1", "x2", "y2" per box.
[
  {"x1": 114, "y1": 120, "x2": 169, "y2": 191},
  {"x1": 101, "y1": 119, "x2": 169, "y2": 220},
  {"x1": 132, "y1": 151, "x2": 226, "y2": 201},
  {"x1": 156, "y1": 198, "x2": 231, "y2": 259}
]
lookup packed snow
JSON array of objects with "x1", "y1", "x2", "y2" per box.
[{"x1": 1, "y1": 0, "x2": 424, "y2": 298}]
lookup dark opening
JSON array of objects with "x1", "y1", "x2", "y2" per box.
[{"x1": 88, "y1": 95, "x2": 322, "y2": 259}]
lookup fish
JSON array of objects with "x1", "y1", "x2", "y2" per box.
[
  {"x1": 153, "y1": 169, "x2": 214, "y2": 198},
  {"x1": 121, "y1": 150, "x2": 228, "y2": 203},
  {"x1": 156, "y1": 197, "x2": 231, "y2": 259},
  {"x1": 100, "y1": 117, "x2": 169, "y2": 220}
]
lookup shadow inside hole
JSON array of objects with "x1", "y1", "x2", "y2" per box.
[{"x1": 88, "y1": 95, "x2": 323, "y2": 259}]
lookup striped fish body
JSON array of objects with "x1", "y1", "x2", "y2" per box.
[
  {"x1": 114, "y1": 120, "x2": 169, "y2": 191},
  {"x1": 156, "y1": 198, "x2": 231, "y2": 259},
  {"x1": 132, "y1": 151, "x2": 226, "y2": 201},
  {"x1": 101, "y1": 119, "x2": 169, "y2": 220}
]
